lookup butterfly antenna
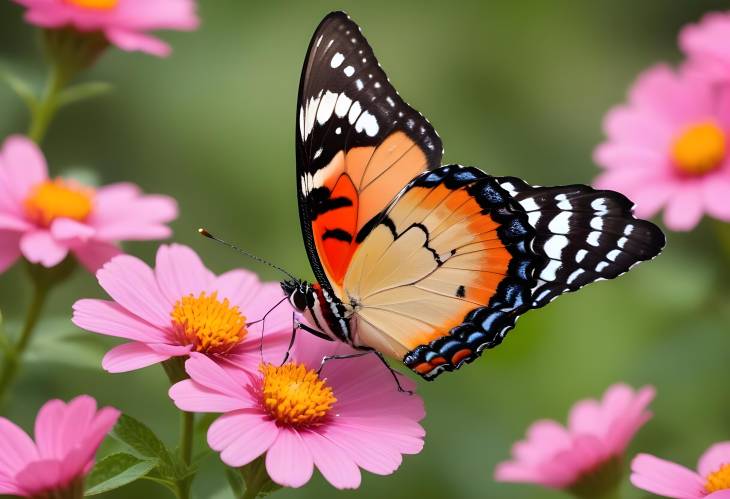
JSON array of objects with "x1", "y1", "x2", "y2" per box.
[{"x1": 198, "y1": 228, "x2": 298, "y2": 281}]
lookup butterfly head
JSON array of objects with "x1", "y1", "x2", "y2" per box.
[{"x1": 281, "y1": 279, "x2": 313, "y2": 312}]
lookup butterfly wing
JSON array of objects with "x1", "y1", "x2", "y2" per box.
[
  {"x1": 296, "y1": 12, "x2": 443, "y2": 297},
  {"x1": 342, "y1": 165, "x2": 665, "y2": 379}
]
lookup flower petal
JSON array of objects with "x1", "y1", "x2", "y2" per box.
[
  {"x1": 97, "y1": 254, "x2": 171, "y2": 327},
  {"x1": 301, "y1": 431, "x2": 361, "y2": 489},
  {"x1": 265, "y1": 429, "x2": 314, "y2": 488},
  {"x1": 698, "y1": 441, "x2": 730, "y2": 478},
  {"x1": 19, "y1": 230, "x2": 68, "y2": 267},
  {"x1": 0, "y1": 231, "x2": 21, "y2": 274},
  {"x1": 105, "y1": 28, "x2": 171, "y2": 57},
  {"x1": 102, "y1": 342, "x2": 173, "y2": 373},
  {"x1": 72, "y1": 299, "x2": 168, "y2": 343},
  {"x1": 702, "y1": 173, "x2": 730, "y2": 221},
  {"x1": 72, "y1": 241, "x2": 122, "y2": 273},
  {"x1": 663, "y1": 184, "x2": 705, "y2": 231},
  {"x1": 169, "y1": 379, "x2": 249, "y2": 413},
  {"x1": 0, "y1": 418, "x2": 38, "y2": 475},
  {"x1": 14, "y1": 459, "x2": 62, "y2": 496},
  {"x1": 182, "y1": 353, "x2": 249, "y2": 398},
  {"x1": 0, "y1": 135, "x2": 48, "y2": 209},
  {"x1": 630, "y1": 453, "x2": 705, "y2": 498},
  {"x1": 155, "y1": 244, "x2": 214, "y2": 304},
  {"x1": 211, "y1": 412, "x2": 278, "y2": 468},
  {"x1": 50, "y1": 218, "x2": 95, "y2": 242}
]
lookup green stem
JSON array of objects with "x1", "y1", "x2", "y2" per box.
[
  {"x1": 27, "y1": 60, "x2": 71, "y2": 144},
  {"x1": 163, "y1": 358, "x2": 195, "y2": 499},
  {"x1": 0, "y1": 276, "x2": 49, "y2": 407},
  {"x1": 713, "y1": 220, "x2": 730, "y2": 265}
]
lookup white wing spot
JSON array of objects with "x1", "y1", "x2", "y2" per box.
[
  {"x1": 596, "y1": 261, "x2": 609, "y2": 272},
  {"x1": 575, "y1": 249, "x2": 588, "y2": 263},
  {"x1": 330, "y1": 52, "x2": 345, "y2": 68},
  {"x1": 520, "y1": 197, "x2": 539, "y2": 211},
  {"x1": 343, "y1": 65, "x2": 355, "y2": 77},
  {"x1": 316, "y1": 90, "x2": 337, "y2": 125},
  {"x1": 355, "y1": 110, "x2": 379, "y2": 136},
  {"x1": 607, "y1": 249, "x2": 621, "y2": 262},
  {"x1": 335, "y1": 127, "x2": 342, "y2": 135},
  {"x1": 334, "y1": 93, "x2": 352, "y2": 118},
  {"x1": 624, "y1": 224, "x2": 635, "y2": 236},
  {"x1": 567, "y1": 268, "x2": 585, "y2": 284},
  {"x1": 591, "y1": 198, "x2": 608, "y2": 213},
  {"x1": 590, "y1": 216, "x2": 604, "y2": 230},
  {"x1": 386, "y1": 96, "x2": 395, "y2": 107},
  {"x1": 540, "y1": 260, "x2": 562, "y2": 281},
  {"x1": 587, "y1": 231, "x2": 601, "y2": 247},
  {"x1": 313, "y1": 147, "x2": 323, "y2": 159},
  {"x1": 348, "y1": 101, "x2": 362, "y2": 124},
  {"x1": 544, "y1": 235, "x2": 569, "y2": 259},
  {"x1": 548, "y1": 212, "x2": 571, "y2": 234},
  {"x1": 355, "y1": 79, "x2": 364, "y2": 90}
]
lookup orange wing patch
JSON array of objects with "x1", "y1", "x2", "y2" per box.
[
  {"x1": 342, "y1": 171, "x2": 518, "y2": 360},
  {"x1": 308, "y1": 131, "x2": 429, "y2": 293}
]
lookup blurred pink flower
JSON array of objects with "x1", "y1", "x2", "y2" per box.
[
  {"x1": 73, "y1": 243, "x2": 293, "y2": 374},
  {"x1": 0, "y1": 395, "x2": 119, "y2": 497},
  {"x1": 12, "y1": 0, "x2": 198, "y2": 57},
  {"x1": 495, "y1": 383, "x2": 654, "y2": 492},
  {"x1": 0, "y1": 135, "x2": 177, "y2": 273},
  {"x1": 169, "y1": 334, "x2": 426, "y2": 489},
  {"x1": 593, "y1": 64, "x2": 730, "y2": 231},
  {"x1": 632, "y1": 442, "x2": 730, "y2": 498},
  {"x1": 680, "y1": 11, "x2": 730, "y2": 84}
]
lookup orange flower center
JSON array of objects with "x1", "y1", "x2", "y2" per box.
[
  {"x1": 260, "y1": 362, "x2": 337, "y2": 427},
  {"x1": 65, "y1": 0, "x2": 119, "y2": 10},
  {"x1": 706, "y1": 463, "x2": 730, "y2": 493},
  {"x1": 170, "y1": 292, "x2": 247, "y2": 354},
  {"x1": 671, "y1": 121, "x2": 726, "y2": 175},
  {"x1": 23, "y1": 178, "x2": 94, "y2": 227}
]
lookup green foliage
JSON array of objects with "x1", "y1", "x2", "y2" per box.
[{"x1": 85, "y1": 453, "x2": 159, "y2": 496}]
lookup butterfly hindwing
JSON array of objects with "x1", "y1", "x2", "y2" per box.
[
  {"x1": 296, "y1": 12, "x2": 443, "y2": 296},
  {"x1": 341, "y1": 165, "x2": 665, "y2": 379}
]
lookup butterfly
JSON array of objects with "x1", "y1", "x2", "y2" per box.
[{"x1": 281, "y1": 11, "x2": 665, "y2": 381}]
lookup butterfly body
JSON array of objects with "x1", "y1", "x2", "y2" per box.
[{"x1": 283, "y1": 12, "x2": 665, "y2": 380}]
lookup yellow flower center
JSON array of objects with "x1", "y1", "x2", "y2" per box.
[
  {"x1": 170, "y1": 292, "x2": 247, "y2": 354},
  {"x1": 23, "y1": 178, "x2": 94, "y2": 228},
  {"x1": 260, "y1": 362, "x2": 337, "y2": 427},
  {"x1": 671, "y1": 121, "x2": 726, "y2": 175},
  {"x1": 706, "y1": 463, "x2": 730, "y2": 493},
  {"x1": 65, "y1": 0, "x2": 119, "y2": 10}
]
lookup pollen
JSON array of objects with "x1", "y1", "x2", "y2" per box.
[
  {"x1": 170, "y1": 292, "x2": 247, "y2": 354},
  {"x1": 23, "y1": 178, "x2": 94, "y2": 227},
  {"x1": 66, "y1": 0, "x2": 119, "y2": 9},
  {"x1": 706, "y1": 463, "x2": 730, "y2": 493},
  {"x1": 259, "y1": 362, "x2": 337, "y2": 427},
  {"x1": 671, "y1": 121, "x2": 726, "y2": 176}
]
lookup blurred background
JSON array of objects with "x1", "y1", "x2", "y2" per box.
[{"x1": 1, "y1": 1, "x2": 729, "y2": 498}]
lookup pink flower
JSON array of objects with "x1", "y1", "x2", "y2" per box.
[
  {"x1": 169, "y1": 334, "x2": 426, "y2": 489},
  {"x1": 12, "y1": 0, "x2": 198, "y2": 57},
  {"x1": 680, "y1": 11, "x2": 730, "y2": 84},
  {"x1": 495, "y1": 383, "x2": 655, "y2": 492},
  {"x1": 593, "y1": 64, "x2": 730, "y2": 231},
  {"x1": 0, "y1": 135, "x2": 177, "y2": 273},
  {"x1": 0, "y1": 395, "x2": 119, "y2": 498},
  {"x1": 631, "y1": 442, "x2": 730, "y2": 498},
  {"x1": 72, "y1": 243, "x2": 293, "y2": 374}
]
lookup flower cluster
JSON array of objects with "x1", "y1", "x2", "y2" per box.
[{"x1": 594, "y1": 11, "x2": 730, "y2": 231}]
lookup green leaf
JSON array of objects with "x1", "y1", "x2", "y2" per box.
[
  {"x1": 0, "y1": 70, "x2": 37, "y2": 110},
  {"x1": 26, "y1": 332, "x2": 107, "y2": 370},
  {"x1": 225, "y1": 467, "x2": 245, "y2": 498},
  {"x1": 85, "y1": 453, "x2": 158, "y2": 496},
  {"x1": 238, "y1": 457, "x2": 282, "y2": 498},
  {"x1": 111, "y1": 415, "x2": 175, "y2": 475},
  {"x1": 57, "y1": 81, "x2": 112, "y2": 108}
]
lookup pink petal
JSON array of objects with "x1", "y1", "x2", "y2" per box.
[
  {"x1": 0, "y1": 479, "x2": 24, "y2": 495},
  {"x1": 630, "y1": 453, "x2": 705, "y2": 498},
  {"x1": 154, "y1": 244, "x2": 214, "y2": 304},
  {"x1": 72, "y1": 298, "x2": 168, "y2": 343},
  {"x1": 320, "y1": 423, "x2": 404, "y2": 475},
  {"x1": 494, "y1": 461, "x2": 550, "y2": 485},
  {"x1": 603, "y1": 106, "x2": 673, "y2": 149},
  {"x1": 0, "y1": 418, "x2": 38, "y2": 474},
  {"x1": 72, "y1": 241, "x2": 122, "y2": 273},
  {"x1": 169, "y1": 379, "x2": 249, "y2": 413},
  {"x1": 698, "y1": 441, "x2": 730, "y2": 478},
  {"x1": 663, "y1": 185, "x2": 705, "y2": 231},
  {"x1": 112, "y1": 0, "x2": 200, "y2": 30},
  {"x1": 210, "y1": 412, "x2": 278, "y2": 467},
  {"x1": 0, "y1": 135, "x2": 48, "y2": 210},
  {"x1": 628, "y1": 180, "x2": 678, "y2": 220},
  {"x1": 14, "y1": 459, "x2": 62, "y2": 495},
  {"x1": 34, "y1": 399, "x2": 66, "y2": 460},
  {"x1": 97, "y1": 254, "x2": 171, "y2": 327},
  {"x1": 19, "y1": 230, "x2": 69, "y2": 267},
  {"x1": 0, "y1": 231, "x2": 21, "y2": 274},
  {"x1": 212, "y1": 269, "x2": 261, "y2": 308},
  {"x1": 707, "y1": 492, "x2": 730, "y2": 499},
  {"x1": 105, "y1": 28, "x2": 171, "y2": 57},
  {"x1": 301, "y1": 431, "x2": 361, "y2": 489},
  {"x1": 568, "y1": 399, "x2": 603, "y2": 435},
  {"x1": 265, "y1": 429, "x2": 314, "y2": 488},
  {"x1": 102, "y1": 342, "x2": 173, "y2": 373},
  {"x1": 702, "y1": 173, "x2": 730, "y2": 221},
  {"x1": 223, "y1": 332, "x2": 293, "y2": 376},
  {"x1": 50, "y1": 218, "x2": 95, "y2": 242},
  {"x1": 0, "y1": 213, "x2": 32, "y2": 231},
  {"x1": 182, "y1": 353, "x2": 249, "y2": 398}
]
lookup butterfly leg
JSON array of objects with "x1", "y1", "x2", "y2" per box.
[
  {"x1": 317, "y1": 349, "x2": 414, "y2": 395},
  {"x1": 280, "y1": 315, "x2": 334, "y2": 365}
]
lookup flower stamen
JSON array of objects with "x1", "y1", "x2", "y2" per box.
[
  {"x1": 23, "y1": 178, "x2": 94, "y2": 227},
  {"x1": 170, "y1": 291, "x2": 247, "y2": 354},
  {"x1": 260, "y1": 362, "x2": 337, "y2": 427},
  {"x1": 706, "y1": 463, "x2": 730, "y2": 493},
  {"x1": 65, "y1": 0, "x2": 119, "y2": 10},
  {"x1": 671, "y1": 120, "x2": 726, "y2": 175}
]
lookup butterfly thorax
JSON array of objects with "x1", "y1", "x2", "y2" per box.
[{"x1": 281, "y1": 279, "x2": 353, "y2": 343}]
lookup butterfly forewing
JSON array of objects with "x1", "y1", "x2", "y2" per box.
[{"x1": 296, "y1": 11, "x2": 443, "y2": 296}]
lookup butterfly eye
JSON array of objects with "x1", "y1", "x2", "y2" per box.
[{"x1": 290, "y1": 289, "x2": 307, "y2": 311}]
